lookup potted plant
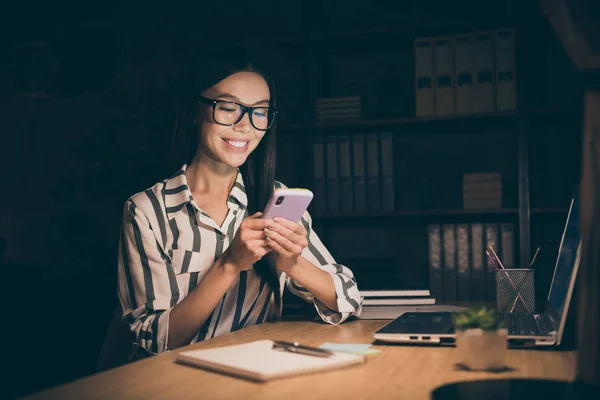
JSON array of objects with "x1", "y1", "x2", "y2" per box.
[{"x1": 452, "y1": 306, "x2": 508, "y2": 371}]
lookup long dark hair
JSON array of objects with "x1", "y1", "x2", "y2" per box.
[{"x1": 170, "y1": 52, "x2": 281, "y2": 316}]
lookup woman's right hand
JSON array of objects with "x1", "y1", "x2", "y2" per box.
[{"x1": 222, "y1": 212, "x2": 272, "y2": 273}]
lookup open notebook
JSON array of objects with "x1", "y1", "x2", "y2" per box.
[{"x1": 176, "y1": 340, "x2": 365, "y2": 382}]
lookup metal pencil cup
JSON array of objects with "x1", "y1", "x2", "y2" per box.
[{"x1": 496, "y1": 269, "x2": 535, "y2": 314}]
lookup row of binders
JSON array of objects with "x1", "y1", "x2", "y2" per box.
[
  {"x1": 415, "y1": 28, "x2": 516, "y2": 117},
  {"x1": 312, "y1": 132, "x2": 394, "y2": 214},
  {"x1": 428, "y1": 222, "x2": 515, "y2": 303}
]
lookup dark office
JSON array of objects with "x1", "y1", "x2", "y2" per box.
[{"x1": 1, "y1": 0, "x2": 599, "y2": 399}]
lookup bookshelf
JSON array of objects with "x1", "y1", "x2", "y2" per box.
[
  {"x1": 278, "y1": 108, "x2": 574, "y2": 135},
  {"x1": 316, "y1": 208, "x2": 519, "y2": 219},
  {"x1": 262, "y1": 0, "x2": 584, "y2": 303}
]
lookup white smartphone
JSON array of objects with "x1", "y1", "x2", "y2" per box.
[{"x1": 262, "y1": 188, "x2": 314, "y2": 223}]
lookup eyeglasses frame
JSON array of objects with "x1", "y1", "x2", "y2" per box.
[{"x1": 198, "y1": 96, "x2": 278, "y2": 131}]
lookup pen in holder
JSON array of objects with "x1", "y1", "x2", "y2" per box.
[
  {"x1": 495, "y1": 269, "x2": 536, "y2": 314},
  {"x1": 486, "y1": 245, "x2": 535, "y2": 314}
]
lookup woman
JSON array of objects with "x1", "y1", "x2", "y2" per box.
[{"x1": 117, "y1": 54, "x2": 362, "y2": 358}]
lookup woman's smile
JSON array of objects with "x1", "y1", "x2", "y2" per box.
[{"x1": 222, "y1": 138, "x2": 249, "y2": 152}]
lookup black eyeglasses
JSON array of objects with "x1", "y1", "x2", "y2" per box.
[{"x1": 198, "y1": 96, "x2": 278, "y2": 131}]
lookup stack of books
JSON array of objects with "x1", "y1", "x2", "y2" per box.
[
  {"x1": 361, "y1": 289, "x2": 436, "y2": 306},
  {"x1": 359, "y1": 289, "x2": 436, "y2": 320},
  {"x1": 315, "y1": 96, "x2": 361, "y2": 123},
  {"x1": 462, "y1": 172, "x2": 503, "y2": 209}
]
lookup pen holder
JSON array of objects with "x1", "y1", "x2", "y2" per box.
[{"x1": 495, "y1": 269, "x2": 535, "y2": 314}]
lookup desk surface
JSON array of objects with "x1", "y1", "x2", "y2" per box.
[{"x1": 25, "y1": 320, "x2": 575, "y2": 400}]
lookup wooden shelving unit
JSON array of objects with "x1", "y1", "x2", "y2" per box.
[
  {"x1": 530, "y1": 208, "x2": 570, "y2": 215},
  {"x1": 266, "y1": 0, "x2": 583, "y2": 286},
  {"x1": 277, "y1": 108, "x2": 577, "y2": 132},
  {"x1": 313, "y1": 209, "x2": 520, "y2": 226},
  {"x1": 312, "y1": 207, "x2": 570, "y2": 224},
  {"x1": 312, "y1": 111, "x2": 517, "y2": 129},
  {"x1": 315, "y1": 208, "x2": 518, "y2": 218}
]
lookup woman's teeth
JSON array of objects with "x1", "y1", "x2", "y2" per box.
[{"x1": 225, "y1": 140, "x2": 248, "y2": 148}]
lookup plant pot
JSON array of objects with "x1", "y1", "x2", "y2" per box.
[{"x1": 455, "y1": 328, "x2": 508, "y2": 371}]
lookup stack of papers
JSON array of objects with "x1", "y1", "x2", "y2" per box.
[{"x1": 176, "y1": 340, "x2": 365, "y2": 382}]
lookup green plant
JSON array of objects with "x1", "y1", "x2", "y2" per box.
[{"x1": 452, "y1": 306, "x2": 504, "y2": 331}]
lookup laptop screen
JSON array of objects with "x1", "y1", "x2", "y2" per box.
[{"x1": 547, "y1": 185, "x2": 581, "y2": 318}]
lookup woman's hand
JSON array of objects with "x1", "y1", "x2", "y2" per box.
[
  {"x1": 264, "y1": 217, "x2": 308, "y2": 270},
  {"x1": 222, "y1": 212, "x2": 271, "y2": 273}
]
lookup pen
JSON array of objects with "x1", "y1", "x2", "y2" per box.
[
  {"x1": 272, "y1": 340, "x2": 334, "y2": 358},
  {"x1": 530, "y1": 246, "x2": 541, "y2": 268},
  {"x1": 509, "y1": 294, "x2": 520, "y2": 313},
  {"x1": 486, "y1": 250, "x2": 500, "y2": 270},
  {"x1": 488, "y1": 245, "x2": 532, "y2": 313},
  {"x1": 487, "y1": 245, "x2": 505, "y2": 269}
]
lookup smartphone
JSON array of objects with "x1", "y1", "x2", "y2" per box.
[{"x1": 262, "y1": 188, "x2": 314, "y2": 222}]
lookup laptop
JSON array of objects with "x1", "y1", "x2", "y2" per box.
[{"x1": 373, "y1": 184, "x2": 582, "y2": 348}]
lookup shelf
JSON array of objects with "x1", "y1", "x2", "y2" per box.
[
  {"x1": 531, "y1": 208, "x2": 569, "y2": 215},
  {"x1": 219, "y1": 17, "x2": 520, "y2": 51},
  {"x1": 273, "y1": 108, "x2": 578, "y2": 134},
  {"x1": 313, "y1": 111, "x2": 517, "y2": 130},
  {"x1": 314, "y1": 208, "x2": 518, "y2": 220},
  {"x1": 221, "y1": 17, "x2": 517, "y2": 48},
  {"x1": 526, "y1": 107, "x2": 583, "y2": 122},
  {"x1": 315, "y1": 15, "x2": 516, "y2": 43},
  {"x1": 311, "y1": 208, "x2": 570, "y2": 222}
]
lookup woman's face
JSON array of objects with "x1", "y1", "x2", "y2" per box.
[{"x1": 197, "y1": 71, "x2": 270, "y2": 169}]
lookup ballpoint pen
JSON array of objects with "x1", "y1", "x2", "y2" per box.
[
  {"x1": 487, "y1": 245, "x2": 505, "y2": 270},
  {"x1": 530, "y1": 246, "x2": 541, "y2": 268},
  {"x1": 509, "y1": 294, "x2": 520, "y2": 313},
  {"x1": 272, "y1": 340, "x2": 334, "y2": 358},
  {"x1": 486, "y1": 250, "x2": 500, "y2": 270}
]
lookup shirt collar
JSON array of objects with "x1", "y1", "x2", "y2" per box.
[
  {"x1": 164, "y1": 164, "x2": 248, "y2": 220},
  {"x1": 227, "y1": 169, "x2": 248, "y2": 209},
  {"x1": 164, "y1": 165, "x2": 193, "y2": 219}
]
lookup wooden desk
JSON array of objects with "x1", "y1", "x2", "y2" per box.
[{"x1": 25, "y1": 320, "x2": 575, "y2": 400}]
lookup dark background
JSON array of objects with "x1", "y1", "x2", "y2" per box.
[{"x1": 0, "y1": 0, "x2": 591, "y2": 398}]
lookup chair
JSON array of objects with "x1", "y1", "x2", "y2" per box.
[{"x1": 96, "y1": 304, "x2": 133, "y2": 373}]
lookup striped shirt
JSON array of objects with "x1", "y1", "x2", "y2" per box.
[{"x1": 117, "y1": 164, "x2": 363, "y2": 356}]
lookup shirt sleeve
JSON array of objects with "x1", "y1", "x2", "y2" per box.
[
  {"x1": 285, "y1": 209, "x2": 363, "y2": 324},
  {"x1": 117, "y1": 199, "x2": 177, "y2": 356}
]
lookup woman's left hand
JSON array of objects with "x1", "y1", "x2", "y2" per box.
[{"x1": 264, "y1": 217, "x2": 308, "y2": 269}]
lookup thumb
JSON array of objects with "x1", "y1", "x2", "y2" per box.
[{"x1": 249, "y1": 212, "x2": 263, "y2": 219}]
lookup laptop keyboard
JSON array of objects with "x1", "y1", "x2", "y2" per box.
[
  {"x1": 537, "y1": 314, "x2": 555, "y2": 334},
  {"x1": 504, "y1": 313, "x2": 543, "y2": 336}
]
